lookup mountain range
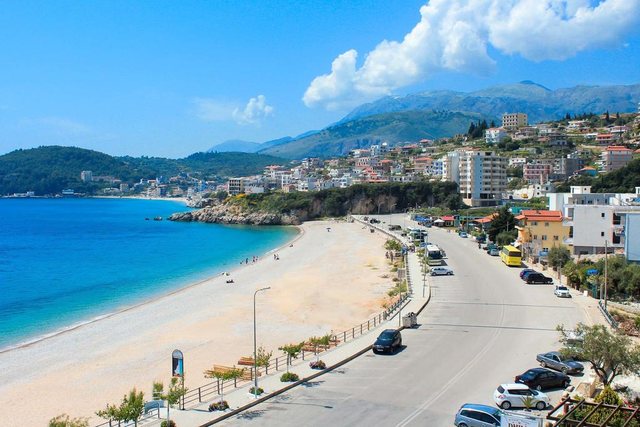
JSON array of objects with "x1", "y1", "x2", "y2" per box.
[{"x1": 212, "y1": 81, "x2": 640, "y2": 159}]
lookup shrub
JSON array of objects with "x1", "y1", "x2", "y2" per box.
[
  {"x1": 309, "y1": 360, "x2": 326, "y2": 370},
  {"x1": 48, "y1": 414, "x2": 89, "y2": 427},
  {"x1": 161, "y1": 421, "x2": 177, "y2": 427},
  {"x1": 280, "y1": 372, "x2": 300, "y2": 382},
  {"x1": 208, "y1": 401, "x2": 229, "y2": 412},
  {"x1": 249, "y1": 386, "x2": 264, "y2": 395}
]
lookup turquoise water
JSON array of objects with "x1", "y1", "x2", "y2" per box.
[{"x1": 0, "y1": 198, "x2": 296, "y2": 350}]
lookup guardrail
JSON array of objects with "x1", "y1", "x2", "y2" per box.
[{"x1": 598, "y1": 300, "x2": 619, "y2": 329}]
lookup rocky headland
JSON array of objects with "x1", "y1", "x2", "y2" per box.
[{"x1": 169, "y1": 200, "x2": 301, "y2": 225}]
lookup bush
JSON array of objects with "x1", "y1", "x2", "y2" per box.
[
  {"x1": 208, "y1": 401, "x2": 229, "y2": 412},
  {"x1": 309, "y1": 360, "x2": 326, "y2": 370},
  {"x1": 249, "y1": 386, "x2": 264, "y2": 395},
  {"x1": 161, "y1": 421, "x2": 176, "y2": 427},
  {"x1": 280, "y1": 372, "x2": 300, "y2": 382},
  {"x1": 49, "y1": 414, "x2": 89, "y2": 427}
]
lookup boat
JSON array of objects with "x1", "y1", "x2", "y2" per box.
[{"x1": 153, "y1": 216, "x2": 163, "y2": 221}]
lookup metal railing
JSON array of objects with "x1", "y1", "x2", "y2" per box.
[
  {"x1": 599, "y1": 300, "x2": 619, "y2": 328},
  {"x1": 178, "y1": 292, "x2": 410, "y2": 410},
  {"x1": 94, "y1": 407, "x2": 160, "y2": 427}
]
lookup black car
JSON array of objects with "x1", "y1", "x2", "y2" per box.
[
  {"x1": 525, "y1": 272, "x2": 553, "y2": 284},
  {"x1": 515, "y1": 368, "x2": 570, "y2": 391},
  {"x1": 372, "y1": 329, "x2": 402, "y2": 354}
]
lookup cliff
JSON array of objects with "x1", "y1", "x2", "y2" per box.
[{"x1": 169, "y1": 200, "x2": 301, "y2": 225}]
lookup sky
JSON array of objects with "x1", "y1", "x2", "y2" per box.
[{"x1": 1, "y1": 0, "x2": 640, "y2": 158}]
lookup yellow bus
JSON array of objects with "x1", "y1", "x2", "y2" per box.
[{"x1": 500, "y1": 245, "x2": 522, "y2": 267}]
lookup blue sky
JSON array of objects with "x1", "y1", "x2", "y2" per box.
[{"x1": 1, "y1": 0, "x2": 639, "y2": 158}]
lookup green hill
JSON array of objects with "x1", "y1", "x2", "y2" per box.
[
  {"x1": 0, "y1": 146, "x2": 289, "y2": 196},
  {"x1": 260, "y1": 110, "x2": 490, "y2": 159}
]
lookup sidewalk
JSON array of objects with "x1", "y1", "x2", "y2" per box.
[{"x1": 156, "y1": 215, "x2": 430, "y2": 427}]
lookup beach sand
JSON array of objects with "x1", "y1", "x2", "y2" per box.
[{"x1": 0, "y1": 220, "x2": 392, "y2": 425}]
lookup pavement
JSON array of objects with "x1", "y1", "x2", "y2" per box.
[{"x1": 137, "y1": 214, "x2": 613, "y2": 427}]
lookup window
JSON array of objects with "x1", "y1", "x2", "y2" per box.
[
  {"x1": 601, "y1": 232, "x2": 605, "y2": 237},
  {"x1": 545, "y1": 222, "x2": 549, "y2": 227},
  {"x1": 554, "y1": 235, "x2": 559, "y2": 241},
  {"x1": 542, "y1": 235, "x2": 548, "y2": 241},
  {"x1": 533, "y1": 235, "x2": 538, "y2": 240},
  {"x1": 532, "y1": 221, "x2": 538, "y2": 226},
  {"x1": 601, "y1": 213, "x2": 605, "y2": 218}
]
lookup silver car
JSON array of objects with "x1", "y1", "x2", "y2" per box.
[
  {"x1": 536, "y1": 351, "x2": 584, "y2": 374},
  {"x1": 454, "y1": 403, "x2": 502, "y2": 426}
]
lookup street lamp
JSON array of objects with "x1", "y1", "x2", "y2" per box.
[{"x1": 253, "y1": 286, "x2": 270, "y2": 399}]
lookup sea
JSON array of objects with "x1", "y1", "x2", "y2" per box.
[{"x1": 0, "y1": 198, "x2": 296, "y2": 351}]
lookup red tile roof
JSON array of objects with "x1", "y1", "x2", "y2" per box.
[
  {"x1": 441, "y1": 215, "x2": 455, "y2": 221},
  {"x1": 520, "y1": 210, "x2": 563, "y2": 222},
  {"x1": 605, "y1": 146, "x2": 632, "y2": 152}
]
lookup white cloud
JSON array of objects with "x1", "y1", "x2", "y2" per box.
[
  {"x1": 193, "y1": 95, "x2": 274, "y2": 125},
  {"x1": 232, "y1": 95, "x2": 274, "y2": 125},
  {"x1": 303, "y1": 0, "x2": 640, "y2": 110},
  {"x1": 19, "y1": 116, "x2": 93, "y2": 136}
]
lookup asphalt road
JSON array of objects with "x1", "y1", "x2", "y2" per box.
[{"x1": 221, "y1": 220, "x2": 586, "y2": 426}]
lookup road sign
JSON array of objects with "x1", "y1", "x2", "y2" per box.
[
  {"x1": 587, "y1": 269, "x2": 599, "y2": 276},
  {"x1": 172, "y1": 349, "x2": 184, "y2": 377}
]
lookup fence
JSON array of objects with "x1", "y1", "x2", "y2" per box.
[
  {"x1": 598, "y1": 300, "x2": 619, "y2": 328},
  {"x1": 94, "y1": 407, "x2": 160, "y2": 427}
]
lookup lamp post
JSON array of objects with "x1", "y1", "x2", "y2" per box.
[{"x1": 253, "y1": 286, "x2": 270, "y2": 399}]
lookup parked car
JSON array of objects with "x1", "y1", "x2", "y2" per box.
[
  {"x1": 459, "y1": 231, "x2": 468, "y2": 238},
  {"x1": 515, "y1": 367, "x2": 571, "y2": 391},
  {"x1": 554, "y1": 286, "x2": 571, "y2": 298},
  {"x1": 369, "y1": 218, "x2": 380, "y2": 224},
  {"x1": 454, "y1": 403, "x2": 503, "y2": 427},
  {"x1": 489, "y1": 248, "x2": 500, "y2": 256},
  {"x1": 372, "y1": 329, "x2": 402, "y2": 354},
  {"x1": 520, "y1": 268, "x2": 535, "y2": 279},
  {"x1": 536, "y1": 351, "x2": 584, "y2": 374},
  {"x1": 493, "y1": 383, "x2": 549, "y2": 410},
  {"x1": 525, "y1": 272, "x2": 553, "y2": 284},
  {"x1": 431, "y1": 266, "x2": 454, "y2": 276}
]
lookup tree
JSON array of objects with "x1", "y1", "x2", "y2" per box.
[
  {"x1": 548, "y1": 245, "x2": 571, "y2": 281},
  {"x1": 96, "y1": 388, "x2": 145, "y2": 427},
  {"x1": 279, "y1": 342, "x2": 305, "y2": 372},
  {"x1": 255, "y1": 345, "x2": 272, "y2": 369},
  {"x1": 48, "y1": 414, "x2": 89, "y2": 427},
  {"x1": 496, "y1": 230, "x2": 517, "y2": 246},
  {"x1": 384, "y1": 239, "x2": 402, "y2": 252},
  {"x1": 557, "y1": 323, "x2": 640, "y2": 386},
  {"x1": 204, "y1": 367, "x2": 245, "y2": 403},
  {"x1": 487, "y1": 206, "x2": 516, "y2": 242}
]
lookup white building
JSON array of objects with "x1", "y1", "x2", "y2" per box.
[
  {"x1": 80, "y1": 170, "x2": 93, "y2": 182},
  {"x1": 485, "y1": 127, "x2": 508, "y2": 144},
  {"x1": 459, "y1": 151, "x2": 507, "y2": 207},
  {"x1": 508, "y1": 157, "x2": 527, "y2": 168},
  {"x1": 431, "y1": 158, "x2": 444, "y2": 177},
  {"x1": 443, "y1": 151, "x2": 461, "y2": 184},
  {"x1": 601, "y1": 146, "x2": 633, "y2": 172}
]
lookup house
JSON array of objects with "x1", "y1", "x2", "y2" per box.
[
  {"x1": 515, "y1": 210, "x2": 568, "y2": 259},
  {"x1": 485, "y1": 128, "x2": 508, "y2": 144},
  {"x1": 601, "y1": 146, "x2": 633, "y2": 172}
]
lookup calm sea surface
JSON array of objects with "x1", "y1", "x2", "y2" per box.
[{"x1": 0, "y1": 198, "x2": 296, "y2": 350}]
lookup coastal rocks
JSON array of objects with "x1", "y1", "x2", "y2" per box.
[{"x1": 169, "y1": 203, "x2": 301, "y2": 226}]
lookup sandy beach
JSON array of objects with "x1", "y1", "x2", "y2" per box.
[{"x1": 0, "y1": 219, "x2": 392, "y2": 426}]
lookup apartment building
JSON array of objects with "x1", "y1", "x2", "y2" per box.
[
  {"x1": 485, "y1": 127, "x2": 508, "y2": 144},
  {"x1": 443, "y1": 151, "x2": 461, "y2": 184},
  {"x1": 459, "y1": 151, "x2": 507, "y2": 207},
  {"x1": 601, "y1": 146, "x2": 633, "y2": 172},
  {"x1": 502, "y1": 113, "x2": 528, "y2": 129},
  {"x1": 523, "y1": 160, "x2": 553, "y2": 184},
  {"x1": 516, "y1": 210, "x2": 568, "y2": 258},
  {"x1": 227, "y1": 177, "x2": 245, "y2": 195}
]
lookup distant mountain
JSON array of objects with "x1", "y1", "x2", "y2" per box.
[
  {"x1": 208, "y1": 139, "x2": 261, "y2": 153},
  {"x1": 259, "y1": 110, "x2": 490, "y2": 159},
  {"x1": 0, "y1": 146, "x2": 288, "y2": 196},
  {"x1": 342, "y1": 81, "x2": 640, "y2": 124}
]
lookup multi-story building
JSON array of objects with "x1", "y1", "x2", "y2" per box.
[
  {"x1": 502, "y1": 113, "x2": 528, "y2": 129},
  {"x1": 413, "y1": 156, "x2": 433, "y2": 175},
  {"x1": 596, "y1": 133, "x2": 615, "y2": 145},
  {"x1": 548, "y1": 186, "x2": 640, "y2": 255},
  {"x1": 485, "y1": 127, "x2": 508, "y2": 144},
  {"x1": 601, "y1": 146, "x2": 633, "y2": 172},
  {"x1": 227, "y1": 178, "x2": 245, "y2": 195},
  {"x1": 516, "y1": 210, "x2": 568, "y2": 259},
  {"x1": 551, "y1": 156, "x2": 585, "y2": 180},
  {"x1": 523, "y1": 160, "x2": 553, "y2": 184},
  {"x1": 508, "y1": 157, "x2": 527, "y2": 168},
  {"x1": 431, "y1": 158, "x2": 444, "y2": 177},
  {"x1": 80, "y1": 170, "x2": 93, "y2": 182},
  {"x1": 443, "y1": 151, "x2": 461, "y2": 184},
  {"x1": 459, "y1": 151, "x2": 507, "y2": 207}
]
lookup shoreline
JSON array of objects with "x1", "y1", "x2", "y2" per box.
[
  {"x1": 0, "y1": 225, "x2": 303, "y2": 355},
  {"x1": 0, "y1": 219, "x2": 390, "y2": 425}
]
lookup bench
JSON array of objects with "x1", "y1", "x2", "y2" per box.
[
  {"x1": 237, "y1": 357, "x2": 255, "y2": 366},
  {"x1": 211, "y1": 364, "x2": 257, "y2": 380}
]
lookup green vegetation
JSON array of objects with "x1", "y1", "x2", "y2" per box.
[
  {"x1": 384, "y1": 239, "x2": 402, "y2": 252},
  {"x1": 203, "y1": 367, "x2": 245, "y2": 403},
  {"x1": 557, "y1": 158, "x2": 640, "y2": 194},
  {"x1": 0, "y1": 146, "x2": 288, "y2": 195},
  {"x1": 487, "y1": 206, "x2": 516, "y2": 243},
  {"x1": 160, "y1": 420, "x2": 177, "y2": 427},
  {"x1": 96, "y1": 388, "x2": 145, "y2": 426},
  {"x1": 280, "y1": 372, "x2": 300, "y2": 382},
  {"x1": 563, "y1": 256, "x2": 640, "y2": 299},
  {"x1": 557, "y1": 323, "x2": 640, "y2": 387},
  {"x1": 255, "y1": 345, "x2": 272, "y2": 369},
  {"x1": 547, "y1": 245, "x2": 571, "y2": 278},
  {"x1": 48, "y1": 414, "x2": 89, "y2": 427},
  {"x1": 279, "y1": 342, "x2": 305, "y2": 373},
  {"x1": 260, "y1": 110, "x2": 491, "y2": 159},
  {"x1": 227, "y1": 181, "x2": 461, "y2": 219}
]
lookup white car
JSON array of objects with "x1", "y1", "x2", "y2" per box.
[
  {"x1": 430, "y1": 266, "x2": 453, "y2": 276},
  {"x1": 493, "y1": 383, "x2": 549, "y2": 410},
  {"x1": 554, "y1": 286, "x2": 571, "y2": 298}
]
